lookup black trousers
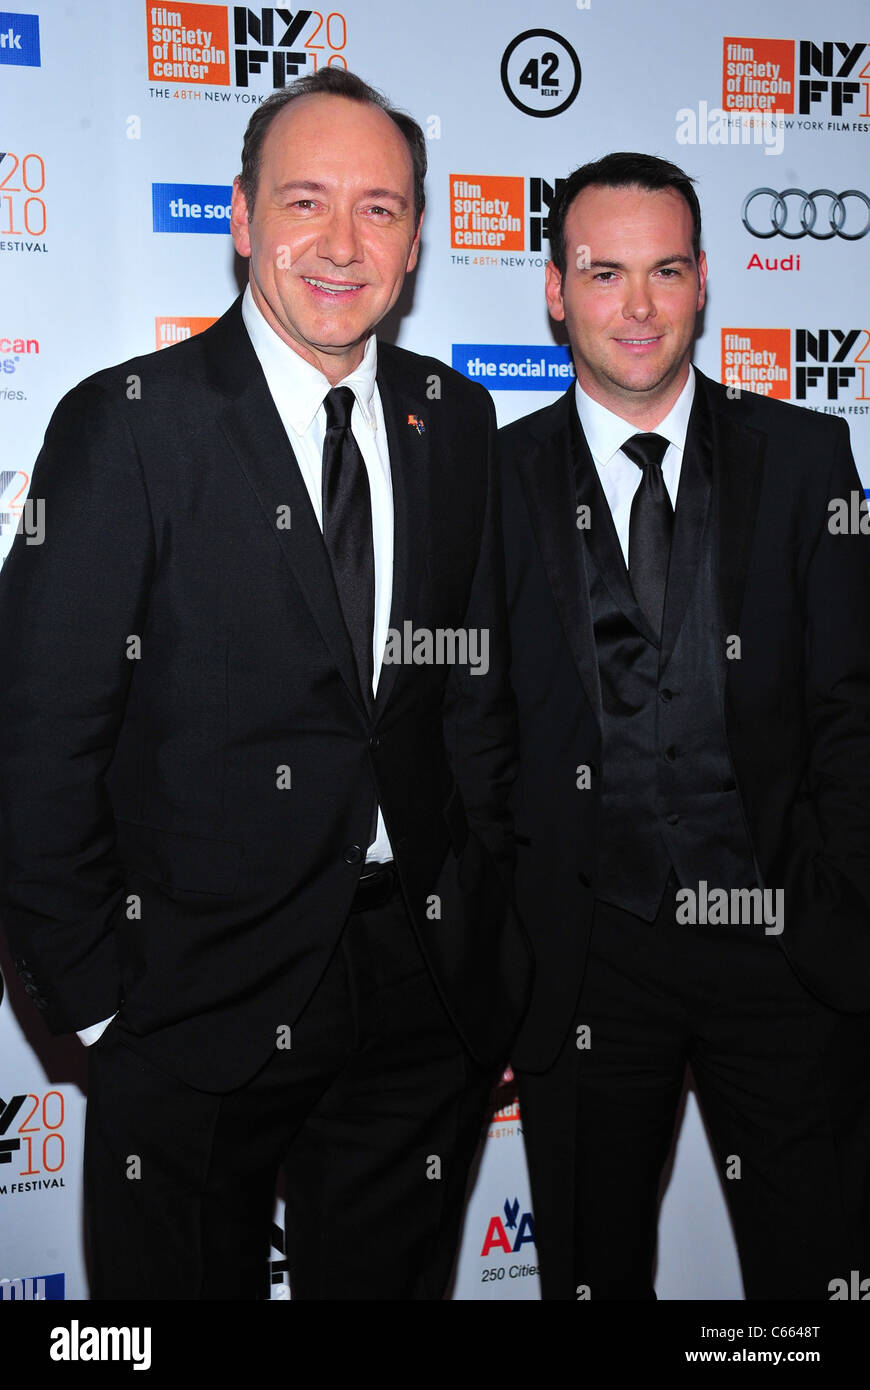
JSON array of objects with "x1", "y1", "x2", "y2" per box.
[
  {"x1": 84, "y1": 892, "x2": 492, "y2": 1300},
  {"x1": 519, "y1": 882, "x2": 870, "y2": 1300}
]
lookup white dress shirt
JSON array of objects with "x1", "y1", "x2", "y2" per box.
[
  {"x1": 575, "y1": 367, "x2": 696, "y2": 566},
  {"x1": 78, "y1": 289, "x2": 396, "y2": 1046}
]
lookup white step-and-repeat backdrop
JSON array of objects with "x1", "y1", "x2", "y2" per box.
[{"x1": 2, "y1": 0, "x2": 868, "y2": 1302}]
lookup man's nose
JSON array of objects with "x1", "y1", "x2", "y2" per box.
[
  {"x1": 317, "y1": 207, "x2": 363, "y2": 265},
  {"x1": 622, "y1": 278, "x2": 655, "y2": 320}
]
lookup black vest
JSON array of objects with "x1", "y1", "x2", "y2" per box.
[{"x1": 573, "y1": 394, "x2": 757, "y2": 920}]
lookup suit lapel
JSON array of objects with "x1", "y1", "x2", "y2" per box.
[
  {"x1": 372, "y1": 352, "x2": 430, "y2": 717},
  {"x1": 704, "y1": 373, "x2": 766, "y2": 642},
  {"x1": 516, "y1": 391, "x2": 602, "y2": 723},
  {"x1": 660, "y1": 382, "x2": 713, "y2": 671},
  {"x1": 206, "y1": 298, "x2": 368, "y2": 715}
]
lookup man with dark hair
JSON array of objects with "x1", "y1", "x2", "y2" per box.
[
  {"x1": 500, "y1": 151, "x2": 870, "y2": 1299},
  {"x1": 0, "y1": 68, "x2": 530, "y2": 1299},
  {"x1": 546, "y1": 150, "x2": 703, "y2": 272}
]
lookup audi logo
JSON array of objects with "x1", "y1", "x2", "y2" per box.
[{"x1": 742, "y1": 188, "x2": 870, "y2": 240}]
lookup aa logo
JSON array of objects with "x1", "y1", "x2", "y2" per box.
[{"x1": 480, "y1": 1197, "x2": 536, "y2": 1257}]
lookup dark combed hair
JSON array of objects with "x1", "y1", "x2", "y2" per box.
[
  {"x1": 548, "y1": 152, "x2": 702, "y2": 275},
  {"x1": 237, "y1": 67, "x2": 427, "y2": 227}
]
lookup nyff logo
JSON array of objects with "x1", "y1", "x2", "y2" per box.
[
  {"x1": 449, "y1": 175, "x2": 564, "y2": 253},
  {"x1": 0, "y1": 12, "x2": 40, "y2": 66},
  {"x1": 793, "y1": 328, "x2": 870, "y2": 401},
  {"x1": 146, "y1": 4, "x2": 348, "y2": 89},
  {"x1": 723, "y1": 37, "x2": 870, "y2": 118},
  {"x1": 722, "y1": 327, "x2": 870, "y2": 402}
]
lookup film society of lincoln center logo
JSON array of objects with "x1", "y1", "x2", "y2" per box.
[
  {"x1": 722, "y1": 327, "x2": 870, "y2": 408},
  {"x1": 449, "y1": 175, "x2": 564, "y2": 256},
  {"x1": 501, "y1": 30, "x2": 581, "y2": 118},
  {"x1": 146, "y1": 3, "x2": 348, "y2": 88},
  {"x1": 155, "y1": 315, "x2": 217, "y2": 349},
  {"x1": 722, "y1": 36, "x2": 870, "y2": 122}
]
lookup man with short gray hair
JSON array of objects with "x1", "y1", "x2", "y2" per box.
[{"x1": 0, "y1": 68, "x2": 530, "y2": 1300}]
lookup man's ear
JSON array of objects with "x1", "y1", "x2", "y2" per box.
[
  {"x1": 230, "y1": 177, "x2": 252, "y2": 259},
  {"x1": 696, "y1": 248, "x2": 707, "y2": 311},
  {"x1": 545, "y1": 260, "x2": 566, "y2": 322}
]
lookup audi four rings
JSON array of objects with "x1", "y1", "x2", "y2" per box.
[{"x1": 742, "y1": 188, "x2": 870, "y2": 239}]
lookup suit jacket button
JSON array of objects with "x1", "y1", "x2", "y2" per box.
[
  {"x1": 344, "y1": 845, "x2": 363, "y2": 865},
  {"x1": 664, "y1": 746, "x2": 677, "y2": 764},
  {"x1": 24, "y1": 981, "x2": 39, "y2": 996},
  {"x1": 666, "y1": 812, "x2": 680, "y2": 826},
  {"x1": 19, "y1": 970, "x2": 36, "y2": 984},
  {"x1": 577, "y1": 871, "x2": 591, "y2": 888}
]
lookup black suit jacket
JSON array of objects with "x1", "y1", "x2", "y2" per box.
[
  {"x1": 0, "y1": 296, "x2": 531, "y2": 1090},
  {"x1": 500, "y1": 368, "x2": 870, "y2": 1073}
]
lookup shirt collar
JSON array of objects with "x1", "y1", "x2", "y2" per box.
[
  {"x1": 574, "y1": 365, "x2": 696, "y2": 466},
  {"x1": 241, "y1": 283, "x2": 379, "y2": 434}
]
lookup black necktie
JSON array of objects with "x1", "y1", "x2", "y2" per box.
[
  {"x1": 624, "y1": 432, "x2": 673, "y2": 636},
  {"x1": 321, "y1": 386, "x2": 375, "y2": 711}
]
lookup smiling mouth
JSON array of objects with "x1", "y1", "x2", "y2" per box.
[
  {"x1": 302, "y1": 277, "x2": 363, "y2": 294},
  {"x1": 616, "y1": 337, "x2": 661, "y2": 345}
]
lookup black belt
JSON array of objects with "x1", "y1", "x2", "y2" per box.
[{"x1": 350, "y1": 861, "x2": 398, "y2": 914}]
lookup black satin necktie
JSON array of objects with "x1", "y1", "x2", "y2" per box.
[
  {"x1": 321, "y1": 386, "x2": 375, "y2": 711},
  {"x1": 624, "y1": 432, "x2": 673, "y2": 636}
]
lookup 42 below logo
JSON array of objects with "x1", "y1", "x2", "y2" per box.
[{"x1": 480, "y1": 1197, "x2": 536, "y2": 1257}]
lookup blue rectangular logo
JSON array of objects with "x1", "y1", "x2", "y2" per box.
[
  {"x1": 452, "y1": 344, "x2": 575, "y2": 390},
  {"x1": 0, "y1": 11, "x2": 40, "y2": 66},
  {"x1": 152, "y1": 184, "x2": 232, "y2": 234}
]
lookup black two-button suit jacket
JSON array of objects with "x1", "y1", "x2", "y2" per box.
[
  {"x1": 0, "y1": 296, "x2": 531, "y2": 1091},
  {"x1": 500, "y1": 368, "x2": 870, "y2": 1073}
]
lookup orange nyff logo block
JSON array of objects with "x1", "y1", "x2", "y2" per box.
[
  {"x1": 722, "y1": 328, "x2": 792, "y2": 399},
  {"x1": 155, "y1": 316, "x2": 218, "y2": 350},
  {"x1": 146, "y1": 3, "x2": 231, "y2": 86},
  {"x1": 450, "y1": 176, "x2": 525, "y2": 251},
  {"x1": 722, "y1": 37, "x2": 795, "y2": 113}
]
